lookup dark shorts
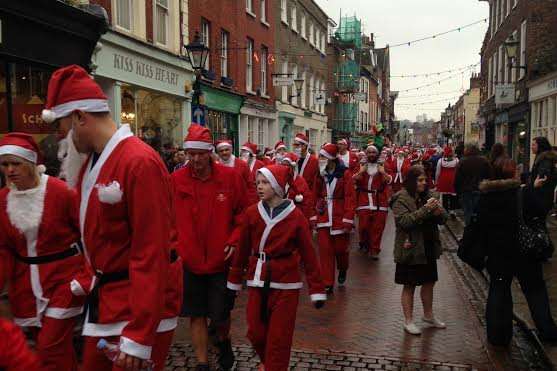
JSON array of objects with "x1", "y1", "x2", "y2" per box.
[
  {"x1": 180, "y1": 269, "x2": 231, "y2": 323},
  {"x1": 395, "y1": 259, "x2": 438, "y2": 286}
]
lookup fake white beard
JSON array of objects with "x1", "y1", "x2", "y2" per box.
[{"x1": 59, "y1": 130, "x2": 87, "y2": 189}]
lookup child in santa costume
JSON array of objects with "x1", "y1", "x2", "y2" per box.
[
  {"x1": 292, "y1": 133, "x2": 319, "y2": 193},
  {"x1": 353, "y1": 145, "x2": 393, "y2": 260},
  {"x1": 41, "y1": 65, "x2": 182, "y2": 371},
  {"x1": 241, "y1": 142, "x2": 265, "y2": 205},
  {"x1": 216, "y1": 139, "x2": 250, "y2": 187},
  {"x1": 387, "y1": 149, "x2": 411, "y2": 194},
  {"x1": 0, "y1": 133, "x2": 85, "y2": 371},
  {"x1": 279, "y1": 152, "x2": 313, "y2": 221},
  {"x1": 311, "y1": 143, "x2": 356, "y2": 293},
  {"x1": 435, "y1": 146, "x2": 459, "y2": 214},
  {"x1": 227, "y1": 165, "x2": 326, "y2": 371}
]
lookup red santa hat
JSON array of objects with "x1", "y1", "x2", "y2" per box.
[
  {"x1": 241, "y1": 142, "x2": 258, "y2": 155},
  {"x1": 443, "y1": 146, "x2": 454, "y2": 157},
  {"x1": 294, "y1": 133, "x2": 310, "y2": 146},
  {"x1": 41, "y1": 65, "x2": 109, "y2": 124},
  {"x1": 281, "y1": 152, "x2": 299, "y2": 167},
  {"x1": 257, "y1": 165, "x2": 292, "y2": 198},
  {"x1": 274, "y1": 141, "x2": 287, "y2": 151},
  {"x1": 215, "y1": 140, "x2": 233, "y2": 151},
  {"x1": 319, "y1": 143, "x2": 338, "y2": 160},
  {"x1": 184, "y1": 124, "x2": 214, "y2": 151},
  {"x1": 0, "y1": 133, "x2": 46, "y2": 173}
]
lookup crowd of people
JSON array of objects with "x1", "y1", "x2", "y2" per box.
[{"x1": 1, "y1": 63, "x2": 557, "y2": 371}]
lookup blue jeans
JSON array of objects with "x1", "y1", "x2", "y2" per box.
[{"x1": 460, "y1": 191, "x2": 481, "y2": 226}]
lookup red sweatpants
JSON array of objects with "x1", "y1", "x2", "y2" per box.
[
  {"x1": 317, "y1": 229, "x2": 350, "y2": 287},
  {"x1": 81, "y1": 330, "x2": 174, "y2": 371},
  {"x1": 246, "y1": 288, "x2": 299, "y2": 371},
  {"x1": 358, "y1": 210, "x2": 388, "y2": 253},
  {"x1": 30, "y1": 316, "x2": 78, "y2": 371}
]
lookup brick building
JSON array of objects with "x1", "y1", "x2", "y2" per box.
[
  {"x1": 479, "y1": 0, "x2": 557, "y2": 167},
  {"x1": 188, "y1": 0, "x2": 276, "y2": 152}
]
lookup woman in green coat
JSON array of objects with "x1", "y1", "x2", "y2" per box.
[{"x1": 390, "y1": 165, "x2": 448, "y2": 335}]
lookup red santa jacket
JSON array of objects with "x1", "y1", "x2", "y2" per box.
[
  {"x1": 227, "y1": 200, "x2": 326, "y2": 301},
  {"x1": 173, "y1": 162, "x2": 247, "y2": 275},
  {"x1": 0, "y1": 319, "x2": 40, "y2": 371},
  {"x1": 311, "y1": 165, "x2": 356, "y2": 234},
  {"x1": 286, "y1": 175, "x2": 313, "y2": 221},
  {"x1": 75, "y1": 125, "x2": 182, "y2": 360},
  {"x1": 218, "y1": 155, "x2": 250, "y2": 188},
  {"x1": 246, "y1": 159, "x2": 265, "y2": 205},
  {"x1": 298, "y1": 153, "x2": 319, "y2": 192},
  {"x1": 354, "y1": 165, "x2": 392, "y2": 211},
  {"x1": 339, "y1": 151, "x2": 359, "y2": 175},
  {"x1": 386, "y1": 157, "x2": 411, "y2": 187},
  {"x1": 0, "y1": 175, "x2": 84, "y2": 327},
  {"x1": 435, "y1": 157, "x2": 459, "y2": 194}
]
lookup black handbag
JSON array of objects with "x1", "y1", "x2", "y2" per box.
[
  {"x1": 516, "y1": 187, "x2": 554, "y2": 261},
  {"x1": 457, "y1": 215, "x2": 486, "y2": 272}
]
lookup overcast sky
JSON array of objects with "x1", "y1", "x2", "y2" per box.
[{"x1": 314, "y1": 0, "x2": 489, "y2": 121}]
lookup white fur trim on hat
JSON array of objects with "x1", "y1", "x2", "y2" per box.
[
  {"x1": 258, "y1": 167, "x2": 285, "y2": 198},
  {"x1": 275, "y1": 144, "x2": 287, "y2": 150},
  {"x1": 366, "y1": 145, "x2": 378, "y2": 152},
  {"x1": 216, "y1": 142, "x2": 233, "y2": 150},
  {"x1": 41, "y1": 99, "x2": 110, "y2": 124},
  {"x1": 295, "y1": 194, "x2": 304, "y2": 203},
  {"x1": 294, "y1": 137, "x2": 309, "y2": 146},
  {"x1": 184, "y1": 141, "x2": 214, "y2": 151},
  {"x1": 241, "y1": 146, "x2": 254, "y2": 154},
  {"x1": 319, "y1": 148, "x2": 336, "y2": 160},
  {"x1": 0, "y1": 145, "x2": 38, "y2": 163}
]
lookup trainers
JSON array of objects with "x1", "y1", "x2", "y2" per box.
[
  {"x1": 404, "y1": 322, "x2": 422, "y2": 335},
  {"x1": 338, "y1": 270, "x2": 347, "y2": 286},
  {"x1": 196, "y1": 364, "x2": 210, "y2": 371},
  {"x1": 217, "y1": 339, "x2": 235, "y2": 370},
  {"x1": 422, "y1": 317, "x2": 446, "y2": 329}
]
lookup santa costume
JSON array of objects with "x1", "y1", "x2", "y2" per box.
[
  {"x1": 0, "y1": 318, "x2": 40, "y2": 370},
  {"x1": 293, "y1": 133, "x2": 319, "y2": 193},
  {"x1": 354, "y1": 145, "x2": 393, "y2": 258},
  {"x1": 227, "y1": 165, "x2": 326, "y2": 371},
  {"x1": 242, "y1": 142, "x2": 265, "y2": 205},
  {"x1": 435, "y1": 146, "x2": 459, "y2": 211},
  {"x1": 216, "y1": 140, "x2": 250, "y2": 187},
  {"x1": 0, "y1": 133, "x2": 85, "y2": 371},
  {"x1": 273, "y1": 141, "x2": 287, "y2": 164},
  {"x1": 387, "y1": 150, "x2": 411, "y2": 194},
  {"x1": 40, "y1": 65, "x2": 182, "y2": 371},
  {"x1": 311, "y1": 144, "x2": 356, "y2": 290},
  {"x1": 280, "y1": 152, "x2": 313, "y2": 221},
  {"x1": 337, "y1": 139, "x2": 359, "y2": 175}
]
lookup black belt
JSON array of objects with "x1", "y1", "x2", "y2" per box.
[
  {"x1": 357, "y1": 188, "x2": 378, "y2": 194},
  {"x1": 85, "y1": 250, "x2": 179, "y2": 324},
  {"x1": 13, "y1": 241, "x2": 83, "y2": 265},
  {"x1": 254, "y1": 251, "x2": 293, "y2": 323}
]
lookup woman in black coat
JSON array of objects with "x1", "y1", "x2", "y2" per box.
[
  {"x1": 530, "y1": 136, "x2": 557, "y2": 217},
  {"x1": 477, "y1": 157, "x2": 557, "y2": 346}
]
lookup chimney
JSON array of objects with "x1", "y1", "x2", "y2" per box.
[{"x1": 470, "y1": 73, "x2": 481, "y2": 89}]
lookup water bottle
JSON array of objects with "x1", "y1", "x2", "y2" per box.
[{"x1": 96, "y1": 339, "x2": 155, "y2": 371}]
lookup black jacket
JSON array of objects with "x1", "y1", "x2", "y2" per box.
[
  {"x1": 530, "y1": 150, "x2": 557, "y2": 216},
  {"x1": 454, "y1": 155, "x2": 491, "y2": 195},
  {"x1": 477, "y1": 179, "x2": 538, "y2": 276}
]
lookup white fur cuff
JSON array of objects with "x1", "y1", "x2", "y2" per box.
[{"x1": 96, "y1": 181, "x2": 123, "y2": 204}]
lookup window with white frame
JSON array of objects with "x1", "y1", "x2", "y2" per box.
[
  {"x1": 257, "y1": 119, "x2": 266, "y2": 150},
  {"x1": 321, "y1": 33, "x2": 326, "y2": 52},
  {"x1": 261, "y1": 47, "x2": 268, "y2": 95},
  {"x1": 246, "y1": 0, "x2": 253, "y2": 13},
  {"x1": 291, "y1": 5, "x2": 297, "y2": 31},
  {"x1": 520, "y1": 20, "x2": 527, "y2": 79},
  {"x1": 221, "y1": 31, "x2": 228, "y2": 78},
  {"x1": 115, "y1": 0, "x2": 132, "y2": 30},
  {"x1": 513, "y1": 0, "x2": 518, "y2": 8},
  {"x1": 301, "y1": 70, "x2": 306, "y2": 108},
  {"x1": 315, "y1": 29, "x2": 320, "y2": 49},
  {"x1": 281, "y1": 0, "x2": 288, "y2": 24},
  {"x1": 248, "y1": 117, "x2": 256, "y2": 143},
  {"x1": 261, "y1": 0, "x2": 267, "y2": 23},
  {"x1": 246, "y1": 38, "x2": 254, "y2": 91},
  {"x1": 309, "y1": 22, "x2": 314, "y2": 46},
  {"x1": 281, "y1": 61, "x2": 288, "y2": 102},
  {"x1": 511, "y1": 30, "x2": 518, "y2": 82},
  {"x1": 154, "y1": 0, "x2": 168, "y2": 45},
  {"x1": 301, "y1": 13, "x2": 306, "y2": 39},
  {"x1": 507, "y1": 0, "x2": 511, "y2": 16},
  {"x1": 320, "y1": 80, "x2": 326, "y2": 113},
  {"x1": 499, "y1": 0, "x2": 503, "y2": 25},
  {"x1": 291, "y1": 64, "x2": 298, "y2": 106},
  {"x1": 499, "y1": 45, "x2": 505, "y2": 84},
  {"x1": 201, "y1": 19, "x2": 210, "y2": 70},
  {"x1": 309, "y1": 74, "x2": 315, "y2": 110}
]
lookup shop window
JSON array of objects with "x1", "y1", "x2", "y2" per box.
[
  {"x1": 155, "y1": 0, "x2": 169, "y2": 46},
  {"x1": 207, "y1": 110, "x2": 236, "y2": 143},
  {"x1": 116, "y1": 0, "x2": 133, "y2": 31}
]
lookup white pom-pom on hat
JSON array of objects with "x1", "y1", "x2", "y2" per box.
[
  {"x1": 41, "y1": 109, "x2": 56, "y2": 124},
  {"x1": 36, "y1": 164, "x2": 47, "y2": 174},
  {"x1": 295, "y1": 194, "x2": 303, "y2": 203}
]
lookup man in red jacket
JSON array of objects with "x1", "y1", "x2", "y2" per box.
[
  {"x1": 173, "y1": 125, "x2": 247, "y2": 371},
  {"x1": 337, "y1": 138, "x2": 359, "y2": 175},
  {"x1": 216, "y1": 139, "x2": 250, "y2": 187},
  {"x1": 292, "y1": 133, "x2": 319, "y2": 192}
]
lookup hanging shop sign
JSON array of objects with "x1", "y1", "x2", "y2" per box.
[
  {"x1": 354, "y1": 92, "x2": 367, "y2": 102},
  {"x1": 272, "y1": 74, "x2": 294, "y2": 87},
  {"x1": 315, "y1": 92, "x2": 327, "y2": 105},
  {"x1": 495, "y1": 84, "x2": 515, "y2": 106}
]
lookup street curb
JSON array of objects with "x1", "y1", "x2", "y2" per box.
[{"x1": 444, "y1": 220, "x2": 554, "y2": 370}]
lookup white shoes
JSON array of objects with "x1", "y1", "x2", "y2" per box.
[
  {"x1": 404, "y1": 322, "x2": 422, "y2": 335},
  {"x1": 422, "y1": 317, "x2": 447, "y2": 329}
]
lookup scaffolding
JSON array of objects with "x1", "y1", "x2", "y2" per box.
[
  {"x1": 334, "y1": 59, "x2": 359, "y2": 92},
  {"x1": 335, "y1": 16, "x2": 362, "y2": 49}
]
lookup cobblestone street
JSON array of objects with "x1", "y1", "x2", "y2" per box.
[{"x1": 168, "y1": 214, "x2": 521, "y2": 370}]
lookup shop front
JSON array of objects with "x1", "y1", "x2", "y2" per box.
[
  {"x1": 240, "y1": 100, "x2": 278, "y2": 154},
  {"x1": 0, "y1": 1, "x2": 107, "y2": 175},
  {"x1": 276, "y1": 101, "x2": 329, "y2": 151},
  {"x1": 201, "y1": 85, "x2": 243, "y2": 152},
  {"x1": 530, "y1": 71, "x2": 557, "y2": 166},
  {"x1": 91, "y1": 30, "x2": 193, "y2": 154}
]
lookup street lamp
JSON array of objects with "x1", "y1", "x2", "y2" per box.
[
  {"x1": 185, "y1": 31, "x2": 210, "y2": 110},
  {"x1": 504, "y1": 35, "x2": 527, "y2": 71},
  {"x1": 289, "y1": 78, "x2": 305, "y2": 99}
]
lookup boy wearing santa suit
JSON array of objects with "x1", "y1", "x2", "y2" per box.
[
  {"x1": 41, "y1": 65, "x2": 182, "y2": 371},
  {"x1": 435, "y1": 146, "x2": 459, "y2": 213},
  {"x1": 312, "y1": 143, "x2": 356, "y2": 292},
  {"x1": 336, "y1": 138, "x2": 359, "y2": 175},
  {"x1": 387, "y1": 149, "x2": 411, "y2": 194},
  {"x1": 173, "y1": 125, "x2": 247, "y2": 371},
  {"x1": 0, "y1": 133, "x2": 85, "y2": 371},
  {"x1": 353, "y1": 145, "x2": 393, "y2": 259},
  {"x1": 227, "y1": 165, "x2": 326, "y2": 371},
  {"x1": 279, "y1": 152, "x2": 313, "y2": 221},
  {"x1": 216, "y1": 139, "x2": 250, "y2": 187},
  {"x1": 292, "y1": 133, "x2": 319, "y2": 192},
  {"x1": 241, "y1": 142, "x2": 265, "y2": 205}
]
